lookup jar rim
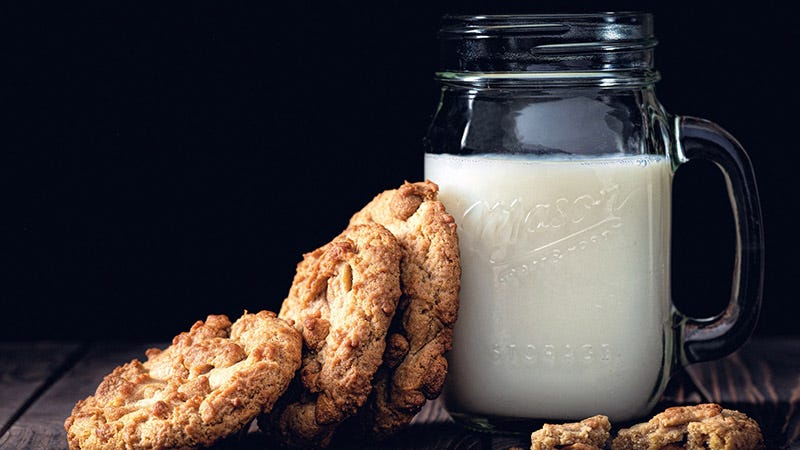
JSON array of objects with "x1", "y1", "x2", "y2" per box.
[
  {"x1": 438, "y1": 12, "x2": 654, "y2": 39},
  {"x1": 441, "y1": 11, "x2": 650, "y2": 20},
  {"x1": 435, "y1": 11, "x2": 658, "y2": 86}
]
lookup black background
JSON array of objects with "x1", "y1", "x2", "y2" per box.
[{"x1": 4, "y1": 1, "x2": 798, "y2": 341}]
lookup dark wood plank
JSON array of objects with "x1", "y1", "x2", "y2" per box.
[
  {"x1": 3, "y1": 337, "x2": 796, "y2": 449},
  {"x1": 0, "y1": 341, "x2": 85, "y2": 437},
  {"x1": 685, "y1": 336, "x2": 800, "y2": 449},
  {"x1": 0, "y1": 341, "x2": 718, "y2": 450},
  {"x1": 0, "y1": 341, "x2": 164, "y2": 450}
]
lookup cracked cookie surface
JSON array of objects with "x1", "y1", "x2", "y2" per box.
[
  {"x1": 64, "y1": 311, "x2": 302, "y2": 450},
  {"x1": 346, "y1": 180, "x2": 461, "y2": 440},
  {"x1": 262, "y1": 223, "x2": 403, "y2": 448}
]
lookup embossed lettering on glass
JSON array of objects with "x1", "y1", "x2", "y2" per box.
[{"x1": 423, "y1": 13, "x2": 764, "y2": 432}]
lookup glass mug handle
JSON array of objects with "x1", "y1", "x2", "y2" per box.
[{"x1": 673, "y1": 116, "x2": 765, "y2": 365}]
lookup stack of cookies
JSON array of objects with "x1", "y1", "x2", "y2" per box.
[{"x1": 64, "y1": 180, "x2": 462, "y2": 449}]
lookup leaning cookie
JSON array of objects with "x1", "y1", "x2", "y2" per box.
[
  {"x1": 64, "y1": 311, "x2": 302, "y2": 450},
  {"x1": 529, "y1": 415, "x2": 611, "y2": 450},
  {"x1": 261, "y1": 223, "x2": 403, "y2": 448},
  {"x1": 346, "y1": 180, "x2": 461, "y2": 439},
  {"x1": 611, "y1": 403, "x2": 764, "y2": 450}
]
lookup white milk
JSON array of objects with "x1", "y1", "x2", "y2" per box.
[{"x1": 425, "y1": 153, "x2": 674, "y2": 422}]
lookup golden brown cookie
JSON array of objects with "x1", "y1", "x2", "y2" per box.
[
  {"x1": 611, "y1": 403, "x2": 764, "y2": 450},
  {"x1": 530, "y1": 415, "x2": 611, "y2": 450},
  {"x1": 64, "y1": 311, "x2": 302, "y2": 450},
  {"x1": 346, "y1": 180, "x2": 461, "y2": 439},
  {"x1": 261, "y1": 223, "x2": 403, "y2": 448}
]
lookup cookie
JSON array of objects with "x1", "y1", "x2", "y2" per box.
[
  {"x1": 261, "y1": 223, "x2": 403, "y2": 447},
  {"x1": 611, "y1": 403, "x2": 764, "y2": 450},
  {"x1": 64, "y1": 311, "x2": 302, "y2": 450},
  {"x1": 346, "y1": 180, "x2": 461, "y2": 439},
  {"x1": 530, "y1": 415, "x2": 611, "y2": 450}
]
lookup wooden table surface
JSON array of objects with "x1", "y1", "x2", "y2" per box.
[{"x1": 1, "y1": 336, "x2": 797, "y2": 449}]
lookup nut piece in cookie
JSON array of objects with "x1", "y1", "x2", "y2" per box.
[
  {"x1": 611, "y1": 403, "x2": 764, "y2": 450},
  {"x1": 262, "y1": 223, "x2": 403, "y2": 448},
  {"x1": 64, "y1": 311, "x2": 302, "y2": 450},
  {"x1": 530, "y1": 415, "x2": 611, "y2": 450},
  {"x1": 346, "y1": 180, "x2": 461, "y2": 440}
]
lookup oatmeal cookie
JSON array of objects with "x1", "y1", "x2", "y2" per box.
[
  {"x1": 64, "y1": 311, "x2": 302, "y2": 450},
  {"x1": 611, "y1": 403, "x2": 764, "y2": 450},
  {"x1": 346, "y1": 180, "x2": 461, "y2": 439},
  {"x1": 530, "y1": 415, "x2": 611, "y2": 450},
  {"x1": 261, "y1": 223, "x2": 403, "y2": 448}
]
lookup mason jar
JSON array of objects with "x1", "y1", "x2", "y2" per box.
[{"x1": 423, "y1": 12, "x2": 764, "y2": 431}]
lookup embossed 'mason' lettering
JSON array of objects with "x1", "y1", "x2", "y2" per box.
[{"x1": 460, "y1": 184, "x2": 638, "y2": 281}]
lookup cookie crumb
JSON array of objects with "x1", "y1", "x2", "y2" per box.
[
  {"x1": 611, "y1": 403, "x2": 764, "y2": 450},
  {"x1": 530, "y1": 415, "x2": 611, "y2": 450}
]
